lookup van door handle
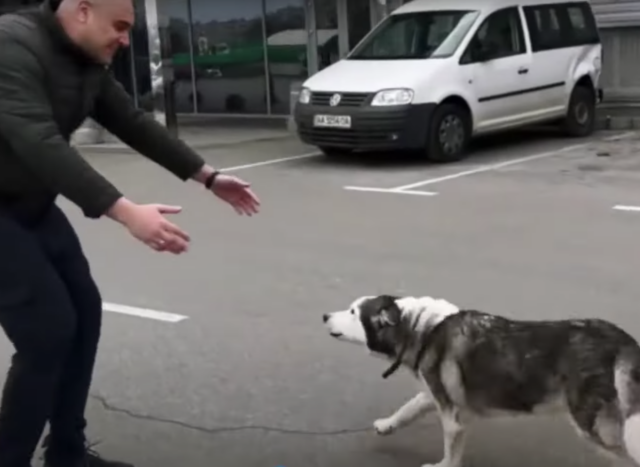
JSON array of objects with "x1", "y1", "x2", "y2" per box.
[{"x1": 518, "y1": 67, "x2": 529, "y2": 74}]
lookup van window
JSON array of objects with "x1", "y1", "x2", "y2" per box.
[
  {"x1": 461, "y1": 6, "x2": 526, "y2": 63},
  {"x1": 348, "y1": 10, "x2": 480, "y2": 60},
  {"x1": 523, "y1": 2, "x2": 599, "y2": 51}
]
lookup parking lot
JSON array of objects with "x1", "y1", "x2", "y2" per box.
[{"x1": 7, "y1": 127, "x2": 640, "y2": 467}]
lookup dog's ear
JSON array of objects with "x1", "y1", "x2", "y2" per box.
[
  {"x1": 373, "y1": 297, "x2": 402, "y2": 328},
  {"x1": 377, "y1": 308, "x2": 398, "y2": 327}
]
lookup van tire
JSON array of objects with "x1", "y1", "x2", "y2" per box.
[
  {"x1": 563, "y1": 84, "x2": 596, "y2": 137},
  {"x1": 425, "y1": 103, "x2": 471, "y2": 163}
]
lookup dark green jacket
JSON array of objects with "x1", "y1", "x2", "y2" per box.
[{"x1": 0, "y1": 0, "x2": 205, "y2": 219}]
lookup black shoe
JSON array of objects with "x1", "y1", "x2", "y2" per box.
[{"x1": 43, "y1": 442, "x2": 134, "y2": 467}]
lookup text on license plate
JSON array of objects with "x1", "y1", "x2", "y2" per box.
[{"x1": 313, "y1": 115, "x2": 351, "y2": 128}]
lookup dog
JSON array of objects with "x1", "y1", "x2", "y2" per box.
[{"x1": 322, "y1": 295, "x2": 640, "y2": 467}]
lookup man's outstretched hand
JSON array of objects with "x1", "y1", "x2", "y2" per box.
[
  {"x1": 209, "y1": 173, "x2": 260, "y2": 216},
  {"x1": 107, "y1": 199, "x2": 190, "y2": 254}
]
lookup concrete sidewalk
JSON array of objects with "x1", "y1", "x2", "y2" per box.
[{"x1": 72, "y1": 116, "x2": 293, "y2": 153}]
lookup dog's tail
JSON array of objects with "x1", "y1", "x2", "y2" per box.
[{"x1": 616, "y1": 346, "x2": 640, "y2": 464}]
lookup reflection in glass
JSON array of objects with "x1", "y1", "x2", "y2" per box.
[
  {"x1": 349, "y1": 10, "x2": 480, "y2": 60},
  {"x1": 347, "y1": 0, "x2": 371, "y2": 50},
  {"x1": 131, "y1": 0, "x2": 153, "y2": 110},
  {"x1": 155, "y1": 0, "x2": 195, "y2": 113},
  {"x1": 314, "y1": 0, "x2": 339, "y2": 70},
  {"x1": 264, "y1": 0, "x2": 307, "y2": 114},
  {"x1": 189, "y1": 0, "x2": 267, "y2": 114}
]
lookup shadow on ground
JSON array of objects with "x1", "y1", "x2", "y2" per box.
[{"x1": 301, "y1": 127, "x2": 591, "y2": 170}]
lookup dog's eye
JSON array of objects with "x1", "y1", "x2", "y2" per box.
[{"x1": 350, "y1": 309, "x2": 355, "y2": 315}]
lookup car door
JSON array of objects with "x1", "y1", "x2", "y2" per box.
[
  {"x1": 521, "y1": 2, "x2": 597, "y2": 119},
  {"x1": 459, "y1": 6, "x2": 534, "y2": 132}
]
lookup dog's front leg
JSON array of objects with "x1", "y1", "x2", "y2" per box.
[
  {"x1": 422, "y1": 409, "x2": 466, "y2": 467},
  {"x1": 374, "y1": 391, "x2": 436, "y2": 436}
]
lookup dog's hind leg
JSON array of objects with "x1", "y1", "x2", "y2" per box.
[
  {"x1": 566, "y1": 399, "x2": 631, "y2": 465},
  {"x1": 624, "y1": 413, "x2": 640, "y2": 465},
  {"x1": 374, "y1": 391, "x2": 436, "y2": 436},
  {"x1": 421, "y1": 408, "x2": 466, "y2": 467}
]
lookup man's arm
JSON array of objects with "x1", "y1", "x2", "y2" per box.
[
  {"x1": 0, "y1": 36, "x2": 124, "y2": 219},
  {"x1": 91, "y1": 73, "x2": 215, "y2": 183}
]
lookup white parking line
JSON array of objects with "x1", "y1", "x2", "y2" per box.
[
  {"x1": 391, "y1": 132, "x2": 635, "y2": 191},
  {"x1": 103, "y1": 302, "x2": 188, "y2": 323},
  {"x1": 344, "y1": 186, "x2": 438, "y2": 196},
  {"x1": 221, "y1": 151, "x2": 322, "y2": 172},
  {"x1": 613, "y1": 205, "x2": 640, "y2": 212}
]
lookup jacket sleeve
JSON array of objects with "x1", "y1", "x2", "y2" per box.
[
  {"x1": 0, "y1": 36, "x2": 124, "y2": 219},
  {"x1": 91, "y1": 73, "x2": 206, "y2": 181}
]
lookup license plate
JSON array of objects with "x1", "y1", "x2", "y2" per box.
[{"x1": 313, "y1": 114, "x2": 351, "y2": 128}]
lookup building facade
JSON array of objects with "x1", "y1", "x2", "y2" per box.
[
  {"x1": 591, "y1": 0, "x2": 640, "y2": 103},
  {"x1": 1, "y1": 0, "x2": 640, "y2": 117}
]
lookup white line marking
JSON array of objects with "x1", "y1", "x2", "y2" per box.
[
  {"x1": 344, "y1": 186, "x2": 438, "y2": 196},
  {"x1": 221, "y1": 151, "x2": 321, "y2": 172},
  {"x1": 613, "y1": 205, "x2": 640, "y2": 212},
  {"x1": 103, "y1": 302, "x2": 188, "y2": 323},
  {"x1": 391, "y1": 132, "x2": 637, "y2": 191}
]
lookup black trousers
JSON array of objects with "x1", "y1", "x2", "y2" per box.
[{"x1": 0, "y1": 201, "x2": 102, "y2": 467}]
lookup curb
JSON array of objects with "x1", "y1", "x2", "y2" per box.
[
  {"x1": 595, "y1": 113, "x2": 640, "y2": 130},
  {"x1": 74, "y1": 134, "x2": 295, "y2": 154}
]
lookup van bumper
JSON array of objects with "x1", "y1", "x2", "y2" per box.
[{"x1": 294, "y1": 102, "x2": 437, "y2": 151}]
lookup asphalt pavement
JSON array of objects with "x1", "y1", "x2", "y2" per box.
[{"x1": 4, "y1": 127, "x2": 640, "y2": 467}]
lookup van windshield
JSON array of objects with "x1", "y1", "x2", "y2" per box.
[{"x1": 348, "y1": 10, "x2": 480, "y2": 60}]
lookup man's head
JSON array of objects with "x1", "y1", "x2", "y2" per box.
[{"x1": 56, "y1": 0, "x2": 134, "y2": 65}]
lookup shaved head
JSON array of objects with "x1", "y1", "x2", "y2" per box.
[{"x1": 56, "y1": 0, "x2": 134, "y2": 64}]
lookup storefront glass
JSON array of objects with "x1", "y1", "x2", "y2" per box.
[{"x1": 0, "y1": 0, "x2": 395, "y2": 116}]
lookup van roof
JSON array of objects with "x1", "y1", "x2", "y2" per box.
[{"x1": 393, "y1": 0, "x2": 588, "y2": 14}]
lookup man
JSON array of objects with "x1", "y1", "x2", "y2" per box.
[{"x1": 0, "y1": 0, "x2": 260, "y2": 466}]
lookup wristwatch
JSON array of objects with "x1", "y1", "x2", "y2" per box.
[{"x1": 204, "y1": 170, "x2": 220, "y2": 189}]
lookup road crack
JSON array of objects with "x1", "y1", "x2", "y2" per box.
[{"x1": 90, "y1": 394, "x2": 371, "y2": 437}]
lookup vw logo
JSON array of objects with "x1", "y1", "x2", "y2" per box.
[{"x1": 329, "y1": 93, "x2": 341, "y2": 106}]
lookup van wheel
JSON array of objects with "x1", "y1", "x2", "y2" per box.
[
  {"x1": 426, "y1": 103, "x2": 471, "y2": 163},
  {"x1": 563, "y1": 84, "x2": 596, "y2": 137}
]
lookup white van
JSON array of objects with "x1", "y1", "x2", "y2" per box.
[{"x1": 294, "y1": 0, "x2": 603, "y2": 162}]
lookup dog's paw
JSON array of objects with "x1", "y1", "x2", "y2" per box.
[
  {"x1": 373, "y1": 417, "x2": 396, "y2": 436},
  {"x1": 421, "y1": 463, "x2": 453, "y2": 467}
]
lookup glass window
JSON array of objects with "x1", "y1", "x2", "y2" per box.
[
  {"x1": 348, "y1": 10, "x2": 480, "y2": 60},
  {"x1": 155, "y1": 0, "x2": 196, "y2": 113},
  {"x1": 315, "y1": 0, "x2": 339, "y2": 71},
  {"x1": 466, "y1": 7, "x2": 526, "y2": 60},
  {"x1": 131, "y1": 0, "x2": 152, "y2": 110},
  {"x1": 189, "y1": 0, "x2": 267, "y2": 114},
  {"x1": 347, "y1": 0, "x2": 371, "y2": 50},
  {"x1": 264, "y1": 0, "x2": 307, "y2": 115},
  {"x1": 523, "y1": 2, "x2": 599, "y2": 51},
  {"x1": 565, "y1": 3, "x2": 599, "y2": 44}
]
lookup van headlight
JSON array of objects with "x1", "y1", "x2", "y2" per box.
[
  {"x1": 371, "y1": 89, "x2": 414, "y2": 106},
  {"x1": 298, "y1": 87, "x2": 311, "y2": 104}
]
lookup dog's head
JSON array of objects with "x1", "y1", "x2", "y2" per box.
[{"x1": 322, "y1": 294, "x2": 460, "y2": 377}]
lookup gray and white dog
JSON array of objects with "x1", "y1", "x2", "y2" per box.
[{"x1": 322, "y1": 295, "x2": 640, "y2": 467}]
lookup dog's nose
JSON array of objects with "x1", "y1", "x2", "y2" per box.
[{"x1": 322, "y1": 313, "x2": 330, "y2": 323}]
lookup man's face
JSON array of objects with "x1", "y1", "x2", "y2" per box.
[{"x1": 73, "y1": 0, "x2": 134, "y2": 64}]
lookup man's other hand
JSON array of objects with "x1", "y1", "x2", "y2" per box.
[{"x1": 107, "y1": 198, "x2": 190, "y2": 254}]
